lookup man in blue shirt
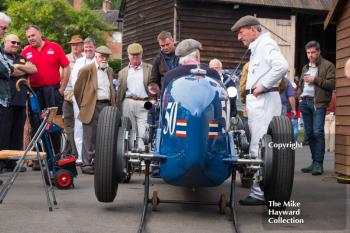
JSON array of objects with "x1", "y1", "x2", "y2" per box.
[
  {"x1": 280, "y1": 77, "x2": 298, "y2": 141},
  {"x1": 280, "y1": 77, "x2": 296, "y2": 116}
]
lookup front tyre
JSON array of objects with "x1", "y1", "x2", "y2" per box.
[{"x1": 94, "y1": 107, "x2": 121, "y2": 202}]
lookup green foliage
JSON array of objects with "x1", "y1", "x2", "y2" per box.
[
  {"x1": 0, "y1": 2, "x2": 6, "y2": 11},
  {"x1": 85, "y1": 0, "x2": 122, "y2": 10},
  {"x1": 108, "y1": 58, "x2": 121, "y2": 73},
  {"x1": 3, "y1": 0, "x2": 113, "y2": 52}
]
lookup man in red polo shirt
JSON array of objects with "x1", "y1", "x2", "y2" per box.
[
  {"x1": 21, "y1": 25, "x2": 70, "y2": 155},
  {"x1": 21, "y1": 25, "x2": 70, "y2": 113}
]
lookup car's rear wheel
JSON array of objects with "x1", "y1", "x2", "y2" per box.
[
  {"x1": 116, "y1": 117, "x2": 132, "y2": 183},
  {"x1": 262, "y1": 116, "x2": 295, "y2": 209}
]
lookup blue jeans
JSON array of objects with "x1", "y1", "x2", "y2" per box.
[{"x1": 300, "y1": 99, "x2": 326, "y2": 163}]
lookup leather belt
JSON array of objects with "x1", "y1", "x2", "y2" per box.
[
  {"x1": 245, "y1": 87, "x2": 279, "y2": 95},
  {"x1": 126, "y1": 96, "x2": 148, "y2": 101},
  {"x1": 96, "y1": 99, "x2": 110, "y2": 104},
  {"x1": 301, "y1": 96, "x2": 314, "y2": 100}
]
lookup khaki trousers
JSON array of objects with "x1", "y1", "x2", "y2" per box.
[
  {"x1": 324, "y1": 114, "x2": 335, "y2": 153},
  {"x1": 122, "y1": 98, "x2": 148, "y2": 150}
]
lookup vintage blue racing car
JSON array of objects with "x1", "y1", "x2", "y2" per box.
[{"x1": 94, "y1": 67, "x2": 295, "y2": 233}]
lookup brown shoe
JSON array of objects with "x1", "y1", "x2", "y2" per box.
[
  {"x1": 81, "y1": 166, "x2": 94, "y2": 175},
  {"x1": 0, "y1": 179, "x2": 3, "y2": 185}
]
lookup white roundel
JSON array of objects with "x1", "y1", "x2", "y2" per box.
[{"x1": 227, "y1": 86, "x2": 237, "y2": 98}]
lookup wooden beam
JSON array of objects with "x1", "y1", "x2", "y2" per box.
[
  {"x1": 335, "y1": 145, "x2": 350, "y2": 155},
  {"x1": 0, "y1": 150, "x2": 47, "y2": 160},
  {"x1": 335, "y1": 154, "x2": 350, "y2": 165},
  {"x1": 335, "y1": 163, "x2": 350, "y2": 176},
  {"x1": 335, "y1": 135, "x2": 350, "y2": 145},
  {"x1": 324, "y1": 0, "x2": 340, "y2": 30}
]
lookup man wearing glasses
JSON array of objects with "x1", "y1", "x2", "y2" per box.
[
  {"x1": 0, "y1": 12, "x2": 12, "y2": 184},
  {"x1": 0, "y1": 34, "x2": 37, "y2": 172}
]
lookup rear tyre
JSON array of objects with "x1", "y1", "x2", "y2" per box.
[
  {"x1": 116, "y1": 117, "x2": 132, "y2": 183},
  {"x1": 263, "y1": 116, "x2": 295, "y2": 209},
  {"x1": 259, "y1": 134, "x2": 273, "y2": 191},
  {"x1": 94, "y1": 107, "x2": 121, "y2": 202}
]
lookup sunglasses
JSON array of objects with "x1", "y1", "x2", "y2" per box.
[{"x1": 10, "y1": 41, "x2": 21, "y2": 46}]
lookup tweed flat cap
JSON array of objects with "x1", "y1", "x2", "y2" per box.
[
  {"x1": 231, "y1": 15, "x2": 260, "y2": 32},
  {"x1": 127, "y1": 43, "x2": 143, "y2": 55},
  {"x1": 175, "y1": 39, "x2": 202, "y2": 57},
  {"x1": 96, "y1": 45, "x2": 112, "y2": 55}
]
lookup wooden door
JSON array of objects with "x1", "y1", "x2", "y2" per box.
[{"x1": 258, "y1": 16, "x2": 296, "y2": 80}]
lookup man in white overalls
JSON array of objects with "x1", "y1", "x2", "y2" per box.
[{"x1": 231, "y1": 15, "x2": 288, "y2": 205}]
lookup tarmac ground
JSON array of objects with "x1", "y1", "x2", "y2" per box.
[{"x1": 0, "y1": 146, "x2": 349, "y2": 233}]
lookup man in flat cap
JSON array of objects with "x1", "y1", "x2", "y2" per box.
[
  {"x1": 62, "y1": 35, "x2": 84, "y2": 160},
  {"x1": 117, "y1": 43, "x2": 152, "y2": 152},
  {"x1": 74, "y1": 45, "x2": 116, "y2": 174},
  {"x1": 162, "y1": 38, "x2": 220, "y2": 93},
  {"x1": 231, "y1": 15, "x2": 289, "y2": 205}
]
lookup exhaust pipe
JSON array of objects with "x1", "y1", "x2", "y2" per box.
[{"x1": 144, "y1": 101, "x2": 153, "y2": 110}]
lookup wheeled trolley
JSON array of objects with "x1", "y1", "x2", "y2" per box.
[
  {"x1": 17, "y1": 79, "x2": 77, "y2": 189},
  {"x1": 0, "y1": 107, "x2": 58, "y2": 211}
]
